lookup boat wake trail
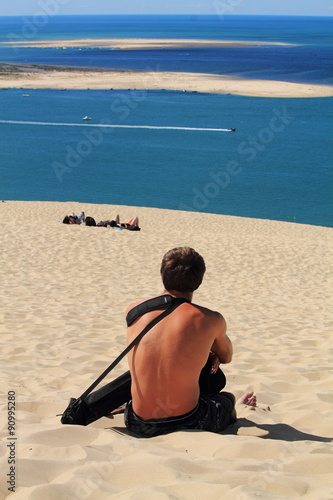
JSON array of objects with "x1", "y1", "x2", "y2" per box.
[{"x1": 0, "y1": 120, "x2": 233, "y2": 132}]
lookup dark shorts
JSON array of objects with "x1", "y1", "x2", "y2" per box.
[{"x1": 124, "y1": 392, "x2": 236, "y2": 438}]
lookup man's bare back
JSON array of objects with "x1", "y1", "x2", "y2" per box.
[
  {"x1": 127, "y1": 292, "x2": 233, "y2": 419},
  {"x1": 124, "y1": 247, "x2": 256, "y2": 437}
]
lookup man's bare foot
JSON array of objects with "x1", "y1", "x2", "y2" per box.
[
  {"x1": 105, "y1": 404, "x2": 126, "y2": 418},
  {"x1": 111, "y1": 404, "x2": 127, "y2": 414},
  {"x1": 237, "y1": 391, "x2": 257, "y2": 407}
]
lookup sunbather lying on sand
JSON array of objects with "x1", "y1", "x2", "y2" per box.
[
  {"x1": 62, "y1": 212, "x2": 85, "y2": 224},
  {"x1": 97, "y1": 215, "x2": 140, "y2": 230}
]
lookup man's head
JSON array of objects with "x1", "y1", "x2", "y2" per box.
[{"x1": 160, "y1": 247, "x2": 206, "y2": 293}]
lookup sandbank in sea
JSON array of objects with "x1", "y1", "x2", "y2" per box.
[{"x1": 1, "y1": 38, "x2": 333, "y2": 98}]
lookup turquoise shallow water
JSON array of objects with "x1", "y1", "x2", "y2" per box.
[
  {"x1": 1, "y1": 89, "x2": 332, "y2": 227},
  {"x1": 0, "y1": 15, "x2": 332, "y2": 227}
]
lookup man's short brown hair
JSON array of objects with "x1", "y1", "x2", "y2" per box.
[{"x1": 160, "y1": 247, "x2": 206, "y2": 293}]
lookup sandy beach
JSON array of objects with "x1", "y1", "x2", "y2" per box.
[
  {"x1": 1, "y1": 38, "x2": 293, "y2": 49},
  {"x1": 0, "y1": 200, "x2": 332, "y2": 499},
  {"x1": 1, "y1": 62, "x2": 332, "y2": 98}
]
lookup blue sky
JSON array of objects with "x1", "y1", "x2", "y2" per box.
[{"x1": 1, "y1": 0, "x2": 332, "y2": 16}]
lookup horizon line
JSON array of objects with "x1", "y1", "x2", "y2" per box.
[{"x1": 0, "y1": 13, "x2": 332, "y2": 18}]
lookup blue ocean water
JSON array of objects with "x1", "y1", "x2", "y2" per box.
[
  {"x1": 0, "y1": 16, "x2": 332, "y2": 227},
  {"x1": 0, "y1": 15, "x2": 333, "y2": 84},
  {"x1": 1, "y1": 89, "x2": 332, "y2": 227},
  {"x1": 1, "y1": 15, "x2": 332, "y2": 44}
]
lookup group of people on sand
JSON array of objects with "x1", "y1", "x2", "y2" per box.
[{"x1": 62, "y1": 212, "x2": 140, "y2": 231}]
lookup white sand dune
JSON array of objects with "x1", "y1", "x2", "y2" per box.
[{"x1": 0, "y1": 201, "x2": 332, "y2": 499}]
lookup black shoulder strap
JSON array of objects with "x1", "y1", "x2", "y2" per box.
[
  {"x1": 79, "y1": 297, "x2": 187, "y2": 400},
  {"x1": 126, "y1": 294, "x2": 176, "y2": 326}
]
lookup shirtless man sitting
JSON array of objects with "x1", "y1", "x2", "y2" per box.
[{"x1": 124, "y1": 246, "x2": 256, "y2": 437}]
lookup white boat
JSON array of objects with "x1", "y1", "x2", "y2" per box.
[{"x1": 82, "y1": 116, "x2": 92, "y2": 121}]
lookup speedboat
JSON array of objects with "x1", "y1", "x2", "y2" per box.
[{"x1": 82, "y1": 116, "x2": 92, "y2": 121}]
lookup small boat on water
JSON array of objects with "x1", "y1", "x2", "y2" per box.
[
  {"x1": 227, "y1": 128, "x2": 236, "y2": 132},
  {"x1": 82, "y1": 116, "x2": 92, "y2": 121}
]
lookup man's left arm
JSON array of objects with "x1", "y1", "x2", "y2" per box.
[{"x1": 210, "y1": 314, "x2": 233, "y2": 369}]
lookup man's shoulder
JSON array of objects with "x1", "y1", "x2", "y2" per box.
[
  {"x1": 126, "y1": 298, "x2": 145, "y2": 315},
  {"x1": 185, "y1": 302, "x2": 225, "y2": 323},
  {"x1": 126, "y1": 296, "x2": 225, "y2": 325}
]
